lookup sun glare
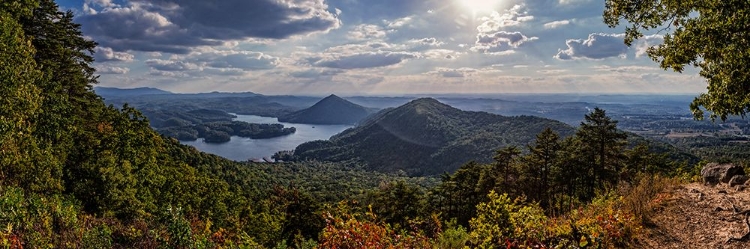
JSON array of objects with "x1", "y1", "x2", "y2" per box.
[{"x1": 459, "y1": 0, "x2": 501, "y2": 13}]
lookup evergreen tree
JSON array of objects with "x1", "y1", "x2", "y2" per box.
[
  {"x1": 576, "y1": 108, "x2": 627, "y2": 199},
  {"x1": 523, "y1": 128, "x2": 561, "y2": 209},
  {"x1": 491, "y1": 146, "x2": 521, "y2": 196},
  {"x1": 0, "y1": 0, "x2": 52, "y2": 192}
]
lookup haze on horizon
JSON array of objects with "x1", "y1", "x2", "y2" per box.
[{"x1": 58, "y1": 0, "x2": 705, "y2": 95}]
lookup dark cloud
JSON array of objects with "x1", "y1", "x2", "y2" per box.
[
  {"x1": 555, "y1": 33, "x2": 628, "y2": 60},
  {"x1": 313, "y1": 51, "x2": 419, "y2": 69},
  {"x1": 78, "y1": 0, "x2": 341, "y2": 53}
]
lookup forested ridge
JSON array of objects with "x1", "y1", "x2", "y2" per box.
[
  {"x1": 0, "y1": 1, "x2": 727, "y2": 248},
  {"x1": 294, "y1": 98, "x2": 577, "y2": 176}
]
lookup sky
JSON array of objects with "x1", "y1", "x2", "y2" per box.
[{"x1": 56, "y1": 0, "x2": 706, "y2": 95}]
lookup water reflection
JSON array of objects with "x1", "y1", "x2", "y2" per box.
[{"x1": 181, "y1": 114, "x2": 352, "y2": 161}]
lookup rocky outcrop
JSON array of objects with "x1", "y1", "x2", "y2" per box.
[
  {"x1": 702, "y1": 163, "x2": 745, "y2": 186},
  {"x1": 730, "y1": 175, "x2": 750, "y2": 187}
]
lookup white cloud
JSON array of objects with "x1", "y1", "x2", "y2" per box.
[
  {"x1": 476, "y1": 5, "x2": 534, "y2": 33},
  {"x1": 428, "y1": 67, "x2": 477, "y2": 78},
  {"x1": 472, "y1": 31, "x2": 538, "y2": 54},
  {"x1": 146, "y1": 59, "x2": 199, "y2": 71},
  {"x1": 558, "y1": 0, "x2": 593, "y2": 5},
  {"x1": 348, "y1": 24, "x2": 387, "y2": 40},
  {"x1": 312, "y1": 51, "x2": 420, "y2": 69},
  {"x1": 94, "y1": 47, "x2": 135, "y2": 62},
  {"x1": 423, "y1": 49, "x2": 462, "y2": 60},
  {"x1": 96, "y1": 66, "x2": 130, "y2": 74},
  {"x1": 194, "y1": 51, "x2": 279, "y2": 70},
  {"x1": 385, "y1": 16, "x2": 413, "y2": 28},
  {"x1": 543, "y1": 20, "x2": 571, "y2": 29},
  {"x1": 408, "y1": 37, "x2": 443, "y2": 47},
  {"x1": 555, "y1": 33, "x2": 628, "y2": 60},
  {"x1": 635, "y1": 34, "x2": 664, "y2": 58}
]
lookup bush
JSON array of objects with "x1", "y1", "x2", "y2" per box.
[{"x1": 619, "y1": 174, "x2": 680, "y2": 223}]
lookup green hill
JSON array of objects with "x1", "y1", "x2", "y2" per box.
[
  {"x1": 278, "y1": 94, "x2": 375, "y2": 124},
  {"x1": 294, "y1": 98, "x2": 577, "y2": 176}
]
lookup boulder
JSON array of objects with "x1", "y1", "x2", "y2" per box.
[
  {"x1": 730, "y1": 175, "x2": 750, "y2": 187},
  {"x1": 701, "y1": 163, "x2": 745, "y2": 186}
]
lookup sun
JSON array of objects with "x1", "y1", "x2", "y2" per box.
[{"x1": 459, "y1": 0, "x2": 501, "y2": 13}]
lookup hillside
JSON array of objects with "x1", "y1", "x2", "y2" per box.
[
  {"x1": 293, "y1": 98, "x2": 576, "y2": 176},
  {"x1": 278, "y1": 94, "x2": 375, "y2": 124},
  {"x1": 94, "y1": 86, "x2": 172, "y2": 97}
]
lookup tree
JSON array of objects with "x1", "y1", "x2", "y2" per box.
[
  {"x1": 468, "y1": 191, "x2": 547, "y2": 248},
  {"x1": 523, "y1": 128, "x2": 561, "y2": 209},
  {"x1": 576, "y1": 108, "x2": 627, "y2": 200},
  {"x1": 490, "y1": 146, "x2": 522, "y2": 196},
  {"x1": 431, "y1": 161, "x2": 488, "y2": 227},
  {"x1": 365, "y1": 181, "x2": 426, "y2": 229},
  {"x1": 604, "y1": 0, "x2": 750, "y2": 120}
]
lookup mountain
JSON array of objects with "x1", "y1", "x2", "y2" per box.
[
  {"x1": 278, "y1": 94, "x2": 375, "y2": 125},
  {"x1": 94, "y1": 86, "x2": 172, "y2": 97},
  {"x1": 293, "y1": 98, "x2": 576, "y2": 176}
]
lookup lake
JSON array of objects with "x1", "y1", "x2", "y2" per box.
[{"x1": 181, "y1": 114, "x2": 352, "y2": 161}]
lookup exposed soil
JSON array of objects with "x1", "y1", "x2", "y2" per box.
[{"x1": 636, "y1": 182, "x2": 750, "y2": 248}]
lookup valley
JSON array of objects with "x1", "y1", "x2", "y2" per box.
[
  {"x1": 6, "y1": 1, "x2": 750, "y2": 248},
  {"x1": 98, "y1": 87, "x2": 749, "y2": 166}
]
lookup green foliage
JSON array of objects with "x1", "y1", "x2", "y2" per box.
[
  {"x1": 435, "y1": 220, "x2": 469, "y2": 249},
  {"x1": 468, "y1": 191, "x2": 547, "y2": 248},
  {"x1": 82, "y1": 224, "x2": 113, "y2": 249},
  {"x1": 159, "y1": 120, "x2": 296, "y2": 143},
  {"x1": 318, "y1": 202, "x2": 433, "y2": 248},
  {"x1": 466, "y1": 190, "x2": 641, "y2": 249},
  {"x1": 364, "y1": 181, "x2": 427, "y2": 229},
  {"x1": 0, "y1": 0, "x2": 62, "y2": 195},
  {"x1": 604, "y1": 0, "x2": 750, "y2": 120},
  {"x1": 430, "y1": 161, "x2": 491, "y2": 227}
]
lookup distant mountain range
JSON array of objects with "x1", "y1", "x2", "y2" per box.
[
  {"x1": 94, "y1": 86, "x2": 172, "y2": 96},
  {"x1": 278, "y1": 94, "x2": 376, "y2": 125},
  {"x1": 293, "y1": 98, "x2": 576, "y2": 176}
]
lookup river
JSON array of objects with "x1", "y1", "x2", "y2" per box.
[{"x1": 181, "y1": 114, "x2": 352, "y2": 161}]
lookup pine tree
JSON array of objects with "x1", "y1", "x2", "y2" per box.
[
  {"x1": 576, "y1": 108, "x2": 627, "y2": 198},
  {"x1": 523, "y1": 128, "x2": 561, "y2": 209}
]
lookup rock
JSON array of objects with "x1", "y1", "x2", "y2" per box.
[
  {"x1": 701, "y1": 163, "x2": 745, "y2": 186},
  {"x1": 730, "y1": 175, "x2": 749, "y2": 187}
]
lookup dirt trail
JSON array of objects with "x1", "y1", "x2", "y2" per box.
[{"x1": 637, "y1": 182, "x2": 750, "y2": 248}]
